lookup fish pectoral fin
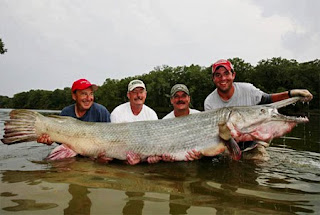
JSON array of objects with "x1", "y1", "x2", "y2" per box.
[
  {"x1": 47, "y1": 145, "x2": 78, "y2": 160},
  {"x1": 223, "y1": 138, "x2": 242, "y2": 161},
  {"x1": 218, "y1": 122, "x2": 231, "y2": 141},
  {"x1": 200, "y1": 143, "x2": 226, "y2": 156}
]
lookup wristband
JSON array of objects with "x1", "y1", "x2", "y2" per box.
[{"x1": 288, "y1": 90, "x2": 292, "y2": 98}]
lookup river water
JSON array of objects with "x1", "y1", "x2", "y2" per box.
[{"x1": 0, "y1": 108, "x2": 319, "y2": 215}]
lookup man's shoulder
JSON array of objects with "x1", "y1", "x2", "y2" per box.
[
  {"x1": 190, "y1": 109, "x2": 200, "y2": 114},
  {"x1": 205, "y1": 90, "x2": 218, "y2": 102},
  {"x1": 234, "y1": 82, "x2": 255, "y2": 89},
  {"x1": 162, "y1": 111, "x2": 174, "y2": 119},
  {"x1": 143, "y1": 104, "x2": 157, "y2": 113},
  {"x1": 142, "y1": 104, "x2": 158, "y2": 119},
  {"x1": 61, "y1": 104, "x2": 75, "y2": 116},
  {"x1": 92, "y1": 102, "x2": 108, "y2": 111},
  {"x1": 112, "y1": 102, "x2": 130, "y2": 112},
  {"x1": 61, "y1": 104, "x2": 74, "y2": 111}
]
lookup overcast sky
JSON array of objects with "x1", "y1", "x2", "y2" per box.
[{"x1": 1, "y1": 0, "x2": 319, "y2": 97}]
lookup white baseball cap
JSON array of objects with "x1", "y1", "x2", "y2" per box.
[{"x1": 128, "y1": 79, "x2": 146, "y2": 92}]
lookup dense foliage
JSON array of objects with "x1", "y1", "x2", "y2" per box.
[{"x1": 0, "y1": 57, "x2": 319, "y2": 114}]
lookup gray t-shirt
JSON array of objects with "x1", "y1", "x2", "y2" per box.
[{"x1": 204, "y1": 82, "x2": 266, "y2": 111}]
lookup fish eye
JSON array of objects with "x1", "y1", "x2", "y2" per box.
[{"x1": 260, "y1": 109, "x2": 266, "y2": 114}]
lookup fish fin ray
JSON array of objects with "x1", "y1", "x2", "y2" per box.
[{"x1": 47, "y1": 145, "x2": 77, "y2": 160}]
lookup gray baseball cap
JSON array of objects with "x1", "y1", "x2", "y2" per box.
[{"x1": 170, "y1": 84, "x2": 190, "y2": 97}]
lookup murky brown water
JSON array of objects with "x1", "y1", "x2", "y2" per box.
[{"x1": 0, "y1": 109, "x2": 319, "y2": 215}]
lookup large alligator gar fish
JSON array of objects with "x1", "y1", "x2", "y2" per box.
[{"x1": 1, "y1": 97, "x2": 308, "y2": 162}]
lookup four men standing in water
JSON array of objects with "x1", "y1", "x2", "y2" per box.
[{"x1": 37, "y1": 59, "x2": 314, "y2": 163}]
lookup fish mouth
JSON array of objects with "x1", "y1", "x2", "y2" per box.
[
  {"x1": 273, "y1": 112, "x2": 309, "y2": 123},
  {"x1": 269, "y1": 97, "x2": 309, "y2": 123},
  {"x1": 228, "y1": 97, "x2": 309, "y2": 142}
]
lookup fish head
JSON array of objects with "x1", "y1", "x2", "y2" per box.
[{"x1": 226, "y1": 97, "x2": 309, "y2": 142}]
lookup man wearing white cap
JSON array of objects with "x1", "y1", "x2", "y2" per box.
[
  {"x1": 111, "y1": 79, "x2": 158, "y2": 123},
  {"x1": 111, "y1": 79, "x2": 158, "y2": 165}
]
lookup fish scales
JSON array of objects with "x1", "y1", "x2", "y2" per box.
[{"x1": 2, "y1": 109, "x2": 228, "y2": 160}]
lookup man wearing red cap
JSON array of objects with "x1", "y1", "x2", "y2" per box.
[
  {"x1": 205, "y1": 59, "x2": 313, "y2": 110},
  {"x1": 204, "y1": 59, "x2": 313, "y2": 160},
  {"x1": 37, "y1": 78, "x2": 111, "y2": 161},
  {"x1": 61, "y1": 78, "x2": 110, "y2": 121}
]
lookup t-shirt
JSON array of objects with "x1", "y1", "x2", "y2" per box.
[
  {"x1": 162, "y1": 109, "x2": 200, "y2": 119},
  {"x1": 110, "y1": 102, "x2": 158, "y2": 123},
  {"x1": 204, "y1": 82, "x2": 266, "y2": 111},
  {"x1": 61, "y1": 102, "x2": 111, "y2": 122}
]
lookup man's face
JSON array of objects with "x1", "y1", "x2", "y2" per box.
[
  {"x1": 72, "y1": 87, "x2": 94, "y2": 111},
  {"x1": 127, "y1": 87, "x2": 147, "y2": 106},
  {"x1": 213, "y1": 67, "x2": 235, "y2": 93},
  {"x1": 170, "y1": 91, "x2": 190, "y2": 111}
]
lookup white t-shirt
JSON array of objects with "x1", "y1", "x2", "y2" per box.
[
  {"x1": 204, "y1": 82, "x2": 265, "y2": 111},
  {"x1": 162, "y1": 109, "x2": 200, "y2": 119},
  {"x1": 111, "y1": 102, "x2": 158, "y2": 123}
]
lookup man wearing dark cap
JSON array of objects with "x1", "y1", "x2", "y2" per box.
[
  {"x1": 204, "y1": 59, "x2": 313, "y2": 160},
  {"x1": 163, "y1": 84, "x2": 200, "y2": 119},
  {"x1": 37, "y1": 78, "x2": 111, "y2": 161},
  {"x1": 160, "y1": 84, "x2": 202, "y2": 162}
]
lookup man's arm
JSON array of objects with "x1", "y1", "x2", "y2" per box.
[{"x1": 259, "y1": 89, "x2": 313, "y2": 104}]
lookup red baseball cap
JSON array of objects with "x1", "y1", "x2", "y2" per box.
[
  {"x1": 71, "y1": 79, "x2": 98, "y2": 92},
  {"x1": 212, "y1": 59, "x2": 234, "y2": 74}
]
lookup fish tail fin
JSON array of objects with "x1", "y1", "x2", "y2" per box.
[
  {"x1": 1, "y1": 109, "x2": 40, "y2": 145},
  {"x1": 218, "y1": 122, "x2": 242, "y2": 161}
]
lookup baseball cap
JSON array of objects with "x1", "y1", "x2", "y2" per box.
[
  {"x1": 212, "y1": 59, "x2": 234, "y2": 74},
  {"x1": 71, "y1": 79, "x2": 98, "y2": 92},
  {"x1": 170, "y1": 84, "x2": 190, "y2": 97},
  {"x1": 128, "y1": 79, "x2": 146, "y2": 92}
]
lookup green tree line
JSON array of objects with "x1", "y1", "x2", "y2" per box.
[{"x1": 0, "y1": 57, "x2": 319, "y2": 114}]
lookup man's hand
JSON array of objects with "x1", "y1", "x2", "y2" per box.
[
  {"x1": 185, "y1": 149, "x2": 202, "y2": 161},
  {"x1": 147, "y1": 155, "x2": 162, "y2": 164},
  {"x1": 126, "y1": 151, "x2": 141, "y2": 165},
  {"x1": 290, "y1": 89, "x2": 313, "y2": 102},
  {"x1": 37, "y1": 134, "x2": 54, "y2": 145},
  {"x1": 162, "y1": 154, "x2": 175, "y2": 162},
  {"x1": 94, "y1": 152, "x2": 113, "y2": 164}
]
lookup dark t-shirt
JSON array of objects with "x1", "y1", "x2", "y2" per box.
[{"x1": 60, "y1": 102, "x2": 111, "y2": 122}]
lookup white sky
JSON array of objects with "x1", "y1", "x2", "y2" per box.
[{"x1": 0, "y1": 0, "x2": 319, "y2": 97}]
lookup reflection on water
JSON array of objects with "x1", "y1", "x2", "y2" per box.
[{"x1": 0, "y1": 109, "x2": 319, "y2": 214}]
